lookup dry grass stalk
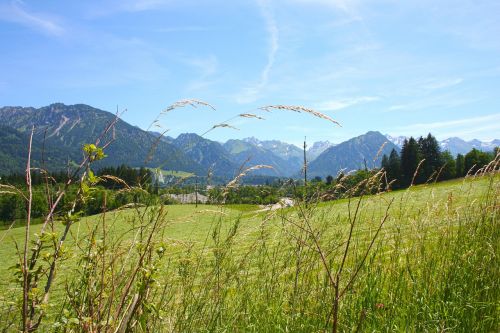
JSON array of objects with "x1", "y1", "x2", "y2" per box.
[
  {"x1": 147, "y1": 99, "x2": 215, "y2": 132},
  {"x1": 0, "y1": 184, "x2": 27, "y2": 199},
  {"x1": 212, "y1": 123, "x2": 239, "y2": 131},
  {"x1": 411, "y1": 158, "x2": 426, "y2": 186},
  {"x1": 145, "y1": 129, "x2": 170, "y2": 163},
  {"x1": 201, "y1": 123, "x2": 240, "y2": 136},
  {"x1": 239, "y1": 113, "x2": 265, "y2": 120},
  {"x1": 22, "y1": 126, "x2": 34, "y2": 332},
  {"x1": 259, "y1": 105, "x2": 341, "y2": 126},
  {"x1": 100, "y1": 175, "x2": 132, "y2": 190},
  {"x1": 373, "y1": 142, "x2": 388, "y2": 163},
  {"x1": 483, "y1": 151, "x2": 500, "y2": 173},
  {"x1": 162, "y1": 99, "x2": 215, "y2": 113},
  {"x1": 225, "y1": 165, "x2": 273, "y2": 190}
]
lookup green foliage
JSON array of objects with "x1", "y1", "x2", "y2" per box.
[
  {"x1": 97, "y1": 165, "x2": 152, "y2": 189},
  {"x1": 456, "y1": 153, "x2": 465, "y2": 177},
  {"x1": 0, "y1": 194, "x2": 24, "y2": 221},
  {"x1": 381, "y1": 134, "x2": 497, "y2": 190},
  {"x1": 418, "y1": 133, "x2": 443, "y2": 182},
  {"x1": 382, "y1": 148, "x2": 402, "y2": 188},
  {"x1": 440, "y1": 150, "x2": 456, "y2": 180},
  {"x1": 400, "y1": 137, "x2": 421, "y2": 186},
  {"x1": 83, "y1": 143, "x2": 106, "y2": 162},
  {"x1": 464, "y1": 148, "x2": 492, "y2": 175}
]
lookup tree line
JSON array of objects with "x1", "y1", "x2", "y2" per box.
[
  {"x1": 0, "y1": 165, "x2": 154, "y2": 225},
  {"x1": 381, "y1": 133, "x2": 498, "y2": 189}
]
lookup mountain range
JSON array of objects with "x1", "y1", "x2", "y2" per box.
[
  {"x1": 0, "y1": 104, "x2": 498, "y2": 180},
  {"x1": 0, "y1": 104, "x2": 203, "y2": 175},
  {"x1": 386, "y1": 134, "x2": 500, "y2": 156}
]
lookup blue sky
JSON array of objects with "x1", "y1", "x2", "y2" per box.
[{"x1": 0, "y1": 0, "x2": 499, "y2": 145}]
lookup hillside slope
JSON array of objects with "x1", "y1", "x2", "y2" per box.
[
  {"x1": 308, "y1": 131, "x2": 399, "y2": 177},
  {"x1": 172, "y1": 133, "x2": 238, "y2": 178},
  {"x1": 0, "y1": 104, "x2": 203, "y2": 174}
]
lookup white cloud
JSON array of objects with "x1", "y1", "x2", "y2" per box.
[
  {"x1": 0, "y1": 0, "x2": 65, "y2": 36},
  {"x1": 317, "y1": 96, "x2": 379, "y2": 111},
  {"x1": 236, "y1": 0, "x2": 279, "y2": 103}
]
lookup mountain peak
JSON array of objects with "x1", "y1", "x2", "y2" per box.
[
  {"x1": 243, "y1": 137, "x2": 262, "y2": 146},
  {"x1": 307, "y1": 140, "x2": 335, "y2": 160},
  {"x1": 176, "y1": 132, "x2": 203, "y2": 141},
  {"x1": 307, "y1": 131, "x2": 399, "y2": 177}
]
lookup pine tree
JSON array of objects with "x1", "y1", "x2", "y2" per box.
[
  {"x1": 418, "y1": 133, "x2": 443, "y2": 182},
  {"x1": 381, "y1": 154, "x2": 389, "y2": 171},
  {"x1": 387, "y1": 149, "x2": 402, "y2": 188},
  {"x1": 382, "y1": 149, "x2": 402, "y2": 189},
  {"x1": 400, "y1": 137, "x2": 421, "y2": 186},
  {"x1": 456, "y1": 153, "x2": 465, "y2": 177}
]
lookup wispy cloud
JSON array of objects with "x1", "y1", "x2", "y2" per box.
[
  {"x1": 236, "y1": 0, "x2": 279, "y2": 103},
  {"x1": 120, "y1": 0, "x2": 171, "y2": 12},
  {"x1": 290, "y1": 0, "x2": 361, "y2": 19},
  {"x1": 317, "y1": 96, "x2": 379, "y2": 111},
  {"x1": 84, "y1": 0, "x2": 173, "y2": 17},
  {"x1": 387, "y1": 92, "x2": 479, "y2": 112},
  {"x1": 0, "y1": 0, "x2": 65, "y2": 36},
  {"x1": 152, "y1": 26, "x2": 210, "y2": 33},
  {"x1": 396, "y1": 113, "x2": 500, "y2": 132},
  {"x1": 422, "y1": 78, "x2": 464, "y2": 90},
  {"x1": 184, "y1": 55, "x2": 219, "y2": 92},
  {"x1": 285, "y1": 125, "x2": 316, "y2": 133}
]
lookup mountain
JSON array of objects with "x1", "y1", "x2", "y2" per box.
[
  {"x1": 440, "y1": 137, "x2": 500, "y2": 156},
  {"x1": 172, "y1": 133, "x2": 238, "y2": 178},
  {"x1": 0, "y1": 125, "x2": 74, "y2": 175},
  {"x1": 385, "y1": 134, "x2": 407, "y2": 148},
  {"x1": 243, "y1": 137, "x2": 303, "y2": 171},
  {"x1": 307, "y1": 131, "x2": 399, "y2": 178},
  {"x1": 149, "y1": 131, "x2": 175, "y2": 144},
  {"x1": 307, "y1": 141, "x2": 335, "y2": 161},
  {"x1": 0, "y1": 104, "x2": 203, "y2": 174},
  {"x1": 244, "y1": 137, "x2": 302, "y2": 159},
  {"x1": 223, "y1": 139, "x2": 299, "y2": 177}
]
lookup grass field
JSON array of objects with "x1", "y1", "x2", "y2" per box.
[{"x1": 0, "y1": 174, "x2": 498, "y2": 332}]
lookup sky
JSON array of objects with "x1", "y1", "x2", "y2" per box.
[{"x1": 0, "y1": 0, "x2": 499, "y2": 146}]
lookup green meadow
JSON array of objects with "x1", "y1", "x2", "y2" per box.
[{"x1": 0, "y1": 174, "x2": 498, "y2": 332}]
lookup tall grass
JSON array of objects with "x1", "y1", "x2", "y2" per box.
[
  {"x1": 0, "y1": 104, "x2": 498, "y2": 332},
  {"x1": 1, "y1": 175, "x2": 497, "y2": 332}
]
